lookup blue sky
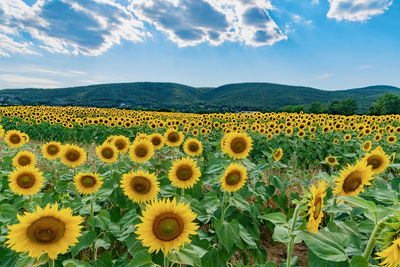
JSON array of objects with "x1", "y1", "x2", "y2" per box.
[{"x1": 0, "y1": 0, "x2": 398, "y2": 90}]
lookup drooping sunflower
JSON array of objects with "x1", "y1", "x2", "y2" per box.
[
  {"x1": 220, "y1": 163, "x2": 248, "y2": 192},
  {"x1": 375, "y1": 237, "x2": 400, "y2": 267},
  {"x1": 96, "y1": 143, "x2": 118, "y2": 164},
  {"x1": 362, "y1": 146, "x2": 390, "y2": 175},
  {"x1": 333, "y1": 160, "x2": 373, "y2": 197},
  {"x1": 8, "y1": 166, "x2": 44, "y2": 196},
  {"x1": 74, "y1": 173, "x2": 103, "y2": 195},
  {"x1": 120, "y1": 170, "x2": 159, "y2": 203},
  {"x1": 183, "y1": 138, "x2": 203, "y2": 157},
  {"x1": 149, "y1": 133, "x2": 164, "y2": 150},
  {"x1": 4, "y1": 130, "x2": 25, "y2": 148},
  {"x1": 362, "y1": 140, "x2": 372, "y2": 152},
  {"x1": 112, "y1": 135, "x2": 130, "y2": 153},
  {"x1": 387, "y1": 135, "x2": 397, "y2": 144},
  {"x1": 12, "y1": 151, "x2": 36, "y2": 168},
  {"x1": 168, "y1": 157, "x2": 201, "y2": 189},
  {"x1": 164, "y1": 129, "x2": 184, "y2": 147},
  {"x1": 60, "y1": 144, "x2": 87, "y2": 168},
  {"x1": 5, "y1": 203, "x2": 83, "y2": 259},
  {"x1": 307, "y1": 180, "x2": 329, "y2": 233},
  {"x1": 129, "y1": 139, "x2": 155, "y2": 163},
  {"x1": 42, "y1": 141, "x2": 62, "y2": 160},
  {"x1": 223, "y1": 132, "x2": 253, "y2": 159},
  {"x1": 273, "y1": 148, "x2": 283, "y2": 162},
  {"x1": 325, "y1": 156, "x2": 338, "y2": 166},
  {"x1": 136, "y1": 198, "x2": 198, "y2": 254}
]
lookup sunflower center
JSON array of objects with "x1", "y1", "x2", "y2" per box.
[
  {"x1": 130, "y1": 176, "x2": 151, "y2": 194},
  {"x1": 115, "y1": 140, "x2": 126, "y2": 150},
  {"x1": 230, "y1": 138, "x2": 246, "y2": 153},
  {"x1": 10, "y1": 134, "x2": 21, "y2": 144},
  {"x1": 135, "y1": 146, "x2": 148, "y2": 157},
  {"x1": 66, "y1": 149, "x2": 80, "y2": 162},
  {"x1": 27, "y1": 217, "x2": 65, "y2": 244},
  {"x1": 18, "y1": 156, "x2": 31, "y2": 166},
  {"x1": 367, "y1": 156, "x2": 381, "y2": 169},
  {"x1": 81, "y1": 175, "x2": 96, "y2": 188},
  {"x1": 342, "y1": 172, "x2": 362, "y2": 193},
  {"x1": 328, "y1": 157, "x2": 335, "y2": 163},
  {"x1": 152, "y1": 138, "x2": 161, "y2": 146},
  {"x1": 313, "y1": 197, "x2": 322, "y2": 220},
  {"x1": 274, "y1": 151, "x2": 281, "y2": 158},
  {"x1": 168, "y1": 132, "x2": 179, "y2": 143},
  {"x1": 189, "y1": 142, "x2": 199, "y2": 152},
  {"x1": 176, "y1": 166, "x2": 193, "y2": 181},
  {"x1": 226, "y1": 171, "x2": 241, "y2": 185},
  {"x1": 47, "y1": 145, "x2": 59, "y2": 155},
  {"x1": 389, "y1": 137, "x2": 395, "y2": 142},
  {"x1": 101, "y1": 148, "x2": 114, "y2": 159},
  {"x1": 153, "y1": 213, "x2": 183, "y2": 241},
  {"x1": 17, "y1": 173, "x2": 35, "y2": 188}
]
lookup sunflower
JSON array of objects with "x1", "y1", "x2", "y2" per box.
[
  {"x1": 362, "y1": 140, "x2": 372, "y2": 152},
  {"x1": 8, "y1": 166, "x2": 44, "y2": 196},
  {"x1": 223, "y1": 132, "x2": 253, "y2": 160},
  {"x1": 129, "y1": 139, "x2": 154, "y2": 163},
  {"x1": 273, "y1": 148, "x2": 283, "y2": 162},
  {"x1": 374, "y1": 133, "x2": 382, "y2": 142},
  {"x1": 183, "y1": 138, "x2": 203, "y2": 157},
  {"x1": 285, "y1": 127, "x2": 293, "y2": 136},
  {"x1": 164, "y1": 129, "x2": 184, "y2": 147},
  {"x1": 12, "y1": 151, "x2": 36, "y2": 168},
  {"x1": 333, "y1": 160, "x2": 373, "y2": 197},
  {"x1": 60, "y1": 144, "x2": 87, "y2": 168},
  {"x1": 220, "y1": 163, "x2": 248, "y2": 192},
  {"x1": 362, "y1": 146, "x2": 390, "y2": 175},
  {"x1": 42, "y1": 142, "x2": 62, "y2": 160},
  {"x1": 120, "y1": 170, "x2": 159, "y2": 203},
  {"x1": 387, "y1": 135, "x2": 397, "y2": 144},
  {"x1": 74, "y1": 173, "x2": 103, "y2": 195},
  {"x1": 307, "y1": 180, "x2": 329, "y2": 233},
  {"x1": 168, "y1": 157, "x2": 201, "y2": 189},
  {"x1": 375, "y1": 237, "x2": 400, "y2": 267},
  {"x1": 4, "y1": 130, "x2": 24, "y2": 148},
  {"x1": 343, "y1": 134, "x2": 351, "y2": 142},
  {"x1": 297, "y1": 130, "x2": 306, "y2": 138},
  {"x1": 112, "y1": 135, "x2": 130, "y2": 153},
  {"x1": 325, "y1": 156, "x2": 338, "y2": 166},
  {"x1": 5, "y1": 203, "x2": 83, "y2": 259},
  {"x1": 96, "y1": 143, "x2": 118, "y2": 164},
  {"x1": 333, "y1": 139, "x2": 339, "y2": 145},
  {"x1": 149, "y1": 133, "x2": 164, "y2": 150},
  {"x1": 136, "y1": 198, "x2": 198, "y2": 254}
]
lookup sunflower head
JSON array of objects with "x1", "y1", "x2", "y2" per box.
[
  {"x1": 344, "y1": 134, "x2": 351, "y2": 142},
  {"x1": 60, "y1": 144, "x2": 87, "y2": 168},
  {"x1": 164, "y1": 129, "x2": 184, "y2": 147},
  {"x1": 223, "y1": 132, "x2": 253, "y2": 160},
  {"x1": 42, "y1": 142, "x2": 62, "y2": 160},
  {"x1": 5, "y1": 130, "x2": 25, "y2": 148},
  {"x1": 297, "y1": 130, "x2": 306, "y2": 138},
  {"x1": 220, "y1": 163, "x2": 248, "y2": 192},
  {"x1": 8, "y1": 166, "x2": 44, "y2": 196},
  {"x1": 149, "y1": 133, "x2": 164, "y2": 150},
  {"x1": 273, "y1": 148, "x2": 283, "y2": 162},
  {"x1": 362, "y1": 146, "x2": 390, "y2": 175},
  {"x1": 375, "y1": 237, "x2": 400, "y2": 267},
  {"x1": 112, "y1": 135, "x2": 130, "y2": 153},
  {"x1": 129, "y1": 139, "x2": 155, "y2": 163},
  {"x1": 362, "y1": 140, "x2": 372, "y2": 152},
  {"x1": 325, "y1": 156, "x2": 338, "y2": 166},
  {"x1": 74, "y1": 173, "x2": 103, "y2": 195},
  {"x1": 307, "y1": 180, "x2": 329, "y2": 233},
  {"x1": 136, "y1": 198, "x2": 198, "y2": 254},
  {"x1": 96, "y1": 143, "x2": 118, "y2": 164},
  {"x1": 387, "y1": 135, "x2": 397, "y2": 144},
  {"x1": 12, "y1": 151, "x2": 36, "y2": 168},
  {"x1": 183, "y1": 138, "x2": 203, "y2": 157},
  {"x1": 120, "y1": 170, "x2": 159, "y2": 203},
  {"x1": 169, "y1": 157, "x2": 201, "y2": 189},
  {"x1": 5, "y1": 203, "x2": 83, "y2": 259}
]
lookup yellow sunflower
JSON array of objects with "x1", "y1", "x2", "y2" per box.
[
  {"x1": 387, "y1": 135, "x2": 397, "y2": 144},
  {"x1": 333, "y1": 160, "x2": 373, "y2": 197},
  {"x1": 12, "y1": 151, "x2": 36, "y2": 168},
  {"x1": 149, "y1": 133, "x2": 164, "y2": 150},
  {"x1": 362, "y1": 146, "x2": 390, "y2": 175},
  {"x1": 343, "y1": 134, "x2": 351, "y2": 142},
  {"x1": 220, "y1": 163, "x2": 248, "y2": 192},
  {"x1": 333, "y1": 138, "x2": 339, "y2": 145},
  {"x1": 60, "y1": 144, "x2": 87, "y2": 168},
  {"x1": 183, "y1": 138, "x2": 203, "y2": 157},
  {"x1": 8, "y1": 166, "x2": 44, "y2": 196},
  {"x1": 136, "y1": 198, "x2": 198, "y2": 254},
  {"x1": 4, "y1": 130, "x2": 25, "y2": 148},
  {"x1": 325, "y1": 156, "x2": 338, "y2": 166},
  {"x1": 297, "y1": 130, "x2": 306, "y2": 138},
  {"x1": 74, "y1": 173, "x2": 103, "y2": 195},
  {"x1": 112, "y1": 135, "x2": 130, "y2": 153},
  {"x1": 5, "y1": 203, "x2": 83, "y2": 259},
  {"x1": 362, "y1": 140, "x2": 372, "y2": 152},
  {"x1": 307, "y1": 180, "x2": 329, "y2": 233},
  {"x1": 120, "y1": 170, "x2": 159, "y2": 203},
  {"x1": 273, "y1": 148, "x2": 283, "y2": 162},
  {"x1": 168, "y1": 157, "x2": 201, "y2": 189},
  {"x1": 164, "y1": 129, "x2": 184, "y2": 147},
  {"x1": 129, "y1": 139, "x2": 155, "y2": 163},
  {"x1": 96, "y1": 143, "x2": 118, "y2": 164},
  {"x1": 42, "y1": 142, "x2": 62, "y2": 160},
  {"x1": 375, "y1": 237, "x2": 400, "y2": 267},
  {"x1": 223, "y1": 132, "x2": 253, "y2": 160}
]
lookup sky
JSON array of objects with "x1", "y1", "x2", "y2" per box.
[{"x1": 0, "y1": 0, "x2": 398, "y2": 90}]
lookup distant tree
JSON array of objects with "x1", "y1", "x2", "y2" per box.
[
  {"x1": 328, "y1": 98, "x2": 358, "y2": 115},
  {"x1": 328, "y1": 100, "x2": 342, "y2": 114},
  {"x1": 307, "y1": 102, "x2": 328, "y2": 114},
  {"x1": 369, "y1": 93, "x2": 400, "y2": 115},
  {"x1": 281, "y1": 105, "x2": 304, "y2": 113}
]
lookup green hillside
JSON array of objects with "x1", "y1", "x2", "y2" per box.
[{"x1": 0, "y1": 82, "x2": 398, "y2": 113}]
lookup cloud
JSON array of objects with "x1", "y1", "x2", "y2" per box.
[
  {"x1": 327, "y1": 0, "x2": 393, "y2": 22},
  {"x1": 0, "y1": 74, "x2": 61, "y2": 88},
  {"x1": 0, "y1": 65, "x2": 88, "y2": 76},
  {"x1": 0, "y1": 34, "x2": 39, "y2": 57},
  {"x1": 355, "y1": 64, "x2": 374, "y2": 70},
  {"x1": 311, "y1": 0, "x2": 319, "y2": 4},
  {"x1": 311, "y1": 73, "x2": 335, "y2": 80}
]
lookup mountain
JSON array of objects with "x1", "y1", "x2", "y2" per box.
[{"x1": 0, "y1": 82, "x2": 398, "y2": 113}]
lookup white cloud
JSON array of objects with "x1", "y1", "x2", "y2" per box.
[
  {"x1": 355, "y1": 64, "x2": 374, "y2": 70},
  {"x1": 327, "y1": 0, "x2": 393, "y2": 22},
  {"x1": 0, "y1": 74, "x2": 61, "y2": 88},
  {"x1": 0, "y1": 34, "x2": 39, "y2": 57}
]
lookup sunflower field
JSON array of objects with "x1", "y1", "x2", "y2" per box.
[{"x1": 1, "y1": 105, "x2": 400, "y2": 267}]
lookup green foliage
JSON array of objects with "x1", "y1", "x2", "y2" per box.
[{"x1": 369, "y1": 93, "x2": 400, "y2": 115}]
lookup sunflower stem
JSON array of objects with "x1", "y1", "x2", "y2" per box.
[
  {"x1": 287, "y1": 204, "x2": 300, "y2": 267},
  {"x1": 91, "y1": 195, "x2": 96, "y2": 261},
  {"x1": 329, "y1": 197, "x2": 337, "y2": 222},
  {"x1": 49, "y1": 259, "x2": 55, "y2": 267},
  {"x1": 164, "y1": 252, "x2": 169, "y2": 267},
  {"x1": 218, "y1": 191, "x2": 228, "y2": 249},
  {"x1": 181, "y1": 188, "x2": 184, "y2": 197},
  {"x1": 363, "y1": 216, "x2": 388, "y2": 259}
]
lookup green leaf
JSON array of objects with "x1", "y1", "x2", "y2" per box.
[
  {"x1": 128, "y1": 250, "x2": 156, "y2": 267},
  {"x1": 214, "y1": 219, "x2": 240, "y2": 251},
  {"x1": 63, "y1": 259, "x2": 92, "y2": 267},
  {"x1": 169, "y1": 243, "x2": 207, "y2": 267},
  {"x1": 229, "y1": 193, "x2": 250, "y2": 211},
  {"x1": 71, "y1": 231, "x2": 97, "y2": 257},
  {"x1": 201, "y1": 247, "x2": 229, "y2": 267},
  {"x1": 350, "y1": 256, "x2": 369, "y2": 267},
  {"x1": 259, "y1": 212, "x2": 287, "y2": 226},
  {"x1": 340, "y1": 196, "x2": 376, "y2": 213},
  {"x1": 238, "y1": 224, "x2": 257, "y2": 249},
  {"x1": 15, "y1": 256, "x2": 35, "y2": 267},
  {"x1": 272, "y1": 225, "x2": 290, "y2": 244}
]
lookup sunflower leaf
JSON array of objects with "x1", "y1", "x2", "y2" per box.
[{"x1": 214, "y1": 219, "x2": 240, "y2": 251}]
